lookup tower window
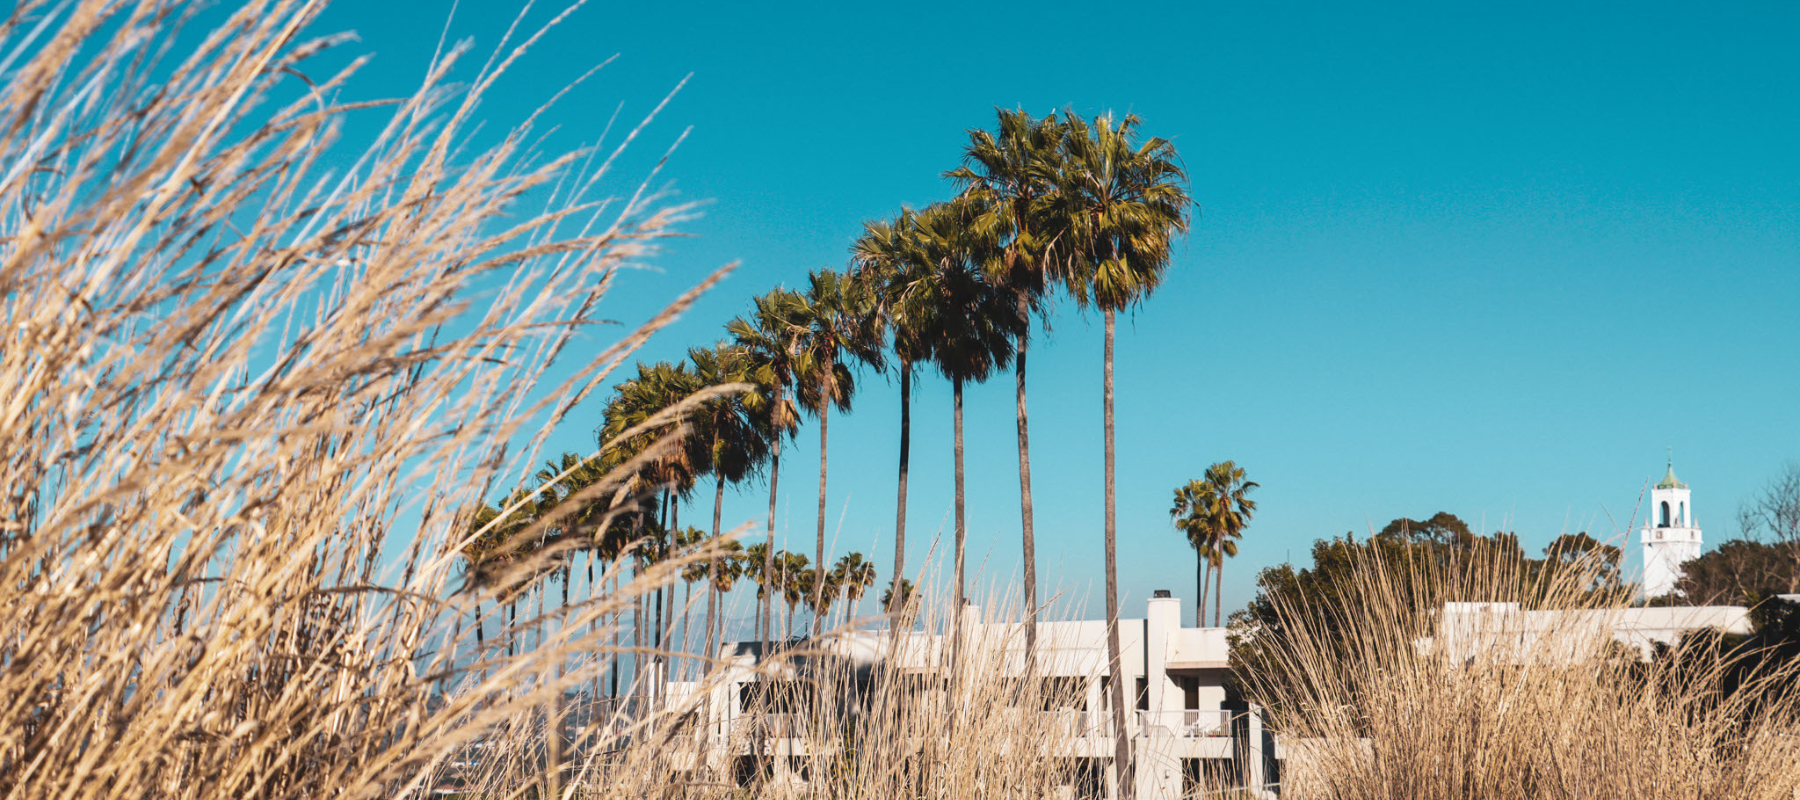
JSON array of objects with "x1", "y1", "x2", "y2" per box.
[
  {"x1": 1659, "y1": 501, "x2": 1670, "y2": 528},
  {"x1": 1679, "y1": 502, "x2": 1686, "y2": 526}
]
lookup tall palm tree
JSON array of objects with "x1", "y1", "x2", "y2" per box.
[
  {"x1": 1199, "y1": 461, "x2": 1256, "y2": 626},
  {"x1": 850, "y1": 212, "x2": 932, "y2": 616},
  {"x1": 831, "y1": 552, "x2": 877, "y2": 626},
  {"x1": 1170, "y1": 479, "x2": 1210, "y2": 627},
  {"x1": 948, "y1": 109, "x2": 1069, "y2": 665},
  {"x1": 687, "y1": 342, "x2": 773, "y2": 664},
  {"x1": 728, "y1": 290, "x2": 806, "y2": 656},
  {"x1": 1059, "y1": 111, "x2": 1192, "y2": 800},
  {"x1": 911, "y1": 200, "x2": 1023, "y2": 669},
  {"x1": 599, "y1": 361, "x2": 708, "y2": 690},
  {"x1": 789, "y1": 269, "x2": 885, "y2": 635}
]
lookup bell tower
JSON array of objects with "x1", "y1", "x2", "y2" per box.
[{"x1": 1640, "y1": 457, "x2": 1702, "y2": 599}]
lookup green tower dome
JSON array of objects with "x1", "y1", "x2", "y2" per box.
[{"x1": 1656, "y1": 461, "x2": 1686, "y2": 490}]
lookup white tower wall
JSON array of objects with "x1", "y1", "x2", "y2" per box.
[{"x1": 1640, "y1": 462, "x2": 1702, "y2": 599}]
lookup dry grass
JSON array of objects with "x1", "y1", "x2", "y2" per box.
[
  {"x1": 12, "y1": 4, "x2": 1800, "y2": 800},
  {"x1": 1239, "y1": 546, "x2": 1800, "y2": 800},
  {"x1": 425, "y1": 588, "x2": 1106, "y2": 800},
  {"x1": 0, "y1": 1, "x2": 719, "y2": 797}
]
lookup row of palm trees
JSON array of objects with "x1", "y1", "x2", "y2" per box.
[
  {"x1": 462, "y1": 108, "x2": 1192, "y2": 798},
  {"x1": 1171, "y1": 461, "x2": 1260, "y2": 628}
]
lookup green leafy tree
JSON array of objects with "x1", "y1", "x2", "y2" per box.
[
  {"x1": 1544, "y1": 532, "x2": 1624, "y2": 594},
  {"x1": 1673, "y1": 539, "x2": 1800, "y2": 604},
  {"x1": 1230, "y1": 514, "x2": 1627, "y2": 706},
  {"x1": 1059, "y1": 111, "x2": 1193, "y2": 798}
]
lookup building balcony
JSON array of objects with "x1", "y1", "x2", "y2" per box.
[{"x1": 1136, "y1": 710, "x2": 1232, "y2": 738}]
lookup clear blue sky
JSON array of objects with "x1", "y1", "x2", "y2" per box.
[{"x1": 314, "y1": 0, "x2": 1800, "y2": 624}]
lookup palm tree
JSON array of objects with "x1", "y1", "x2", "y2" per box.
[
  {"x1": 778, "y1": 550, "x2": 811, "y2": 639},
  {"x1": 1198, "y1": 462, "x2": 1256, "y2": 626},
  {"x1": 728, "y1": 290, "x2": 806, "y2": 656},
  {"x1": 948, "y1": 109, "x2": 1069, "y2": 664},
  {"x1": 687, "y1": 342, "x2": 773, "y2": 664},
  {"x1": 850, "y1": 212, "x2": 932, "y2": 616},
  {"x1": 789, "y1": 269, "x2": 885, "y2": 635},
  {"x1": 805, "y1": 566, "x2": 841, "y2": 630},
  {"x1": 1173, "y1": 479, "x2": 1231, "y2": 627},
  {"x1": 599, "y1": 361, "x2": 707, "y2": 690},
  {"x1": 910, "y1": 200, "x2": 1022, "y2": 663},
  {"x1": 879, "y1": 578, "x2": 915, "y2": 612},
  {"x1": 471, "y1": 486, "x2": 546, "y2": 659},
  {"x1": 743, "y1": 541, "x2": 774, "y2": 610},
  {"x1": 702, "y1": 538, "x2": 746, "y2": 652},
  {"x1": 1059, "y1": 111, "x2": 1192, "y2": 800},
  {"x1": 831, "y1": 552, "x2": 877, "y2": 626},
  {"x1": 457, "y1": 503, "x2": 512, "y2": 654}
]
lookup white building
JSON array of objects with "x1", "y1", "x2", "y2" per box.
[
  {"x1": 686, "y1": 592, "x2": 1273, "y2": 800},
  {"x1": 1431, "y1": 601, "x2": 1752, "y2": 663},
  {"x1": 1641, "y1": 460, "x2": 1703, "y2": 598}
]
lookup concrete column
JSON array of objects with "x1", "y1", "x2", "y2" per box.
[
  {"x1": 1244, "y1": 702, "x2": 1271, "y2": 798},
  {"x1": 1145, "y1": 595, "x2": 1179, "y2": 720},
  {"x1": 1139, "y1": 595, "x2": 1182, "y2": 800}
]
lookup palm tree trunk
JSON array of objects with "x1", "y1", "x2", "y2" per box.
[
  {"x1": 588, "y1": 550, "x2": 599, "y2": 705},
  {"x1": 756, "y1": 386, "x2": 786, "y2": 790},
  {"x1": 707, "y1": 476, "x2": 724, "y2": 664},
  {"x1": 763, "y1": 392, "x2": 782, "y2": 657},
  {"x1": 1102, "y1": 308, "x2": 1133, "y2": 800},
  {"x1": 814, "y1": 393, "x2": 829, "y2": 636},
  {"x1": 609, "y1": 570, "x2": 620, "y2": 700},
  {"x1": 1214, "y1": 559, "x2": 1224, "y2": 628},
  {"x1": 1016, "y1": 305, "x2": 1040, "y2": 674},
  {"x1": 681, "y1": 579, "x2": 693, "y2": 680},
  {"x1": 892, "y1": 364, "x2": 910, "y2": 615},
  {"x1": 951, "y1": 376, "x2": 967, "y2": 680},
  {"x1": 634, "y1": 558, "x2": 645, "y2": 692},
  {"x1": 475, "y1": 598, "x2": 485, "y2": 649},
  {"x1": 1196, "y1": 552, "x2": 1208, "y2": 628}
]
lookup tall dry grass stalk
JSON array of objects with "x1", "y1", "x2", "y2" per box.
[
  {"x1": 0, "y1": 1, "x2": 725, "y2": 797},
  {"x1": 1240, "y1": 544, "x2": 1800, "y2": 800}
]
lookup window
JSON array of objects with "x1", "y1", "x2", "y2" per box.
[{"x1": 1659, "y1": 501, "x2": 1670, "y2": 528}]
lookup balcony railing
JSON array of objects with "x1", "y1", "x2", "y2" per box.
[{"x1": 1136, "y1": 709, "x2": 1231, "y2": 738}]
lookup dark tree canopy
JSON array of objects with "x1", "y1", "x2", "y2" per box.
[
  {"x1": 1671, "y1": 539, "x2": 1800, "y2": 604},
  {"x1": 1229, "y1": 513, "x2": 1626, "y2": 699}
]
